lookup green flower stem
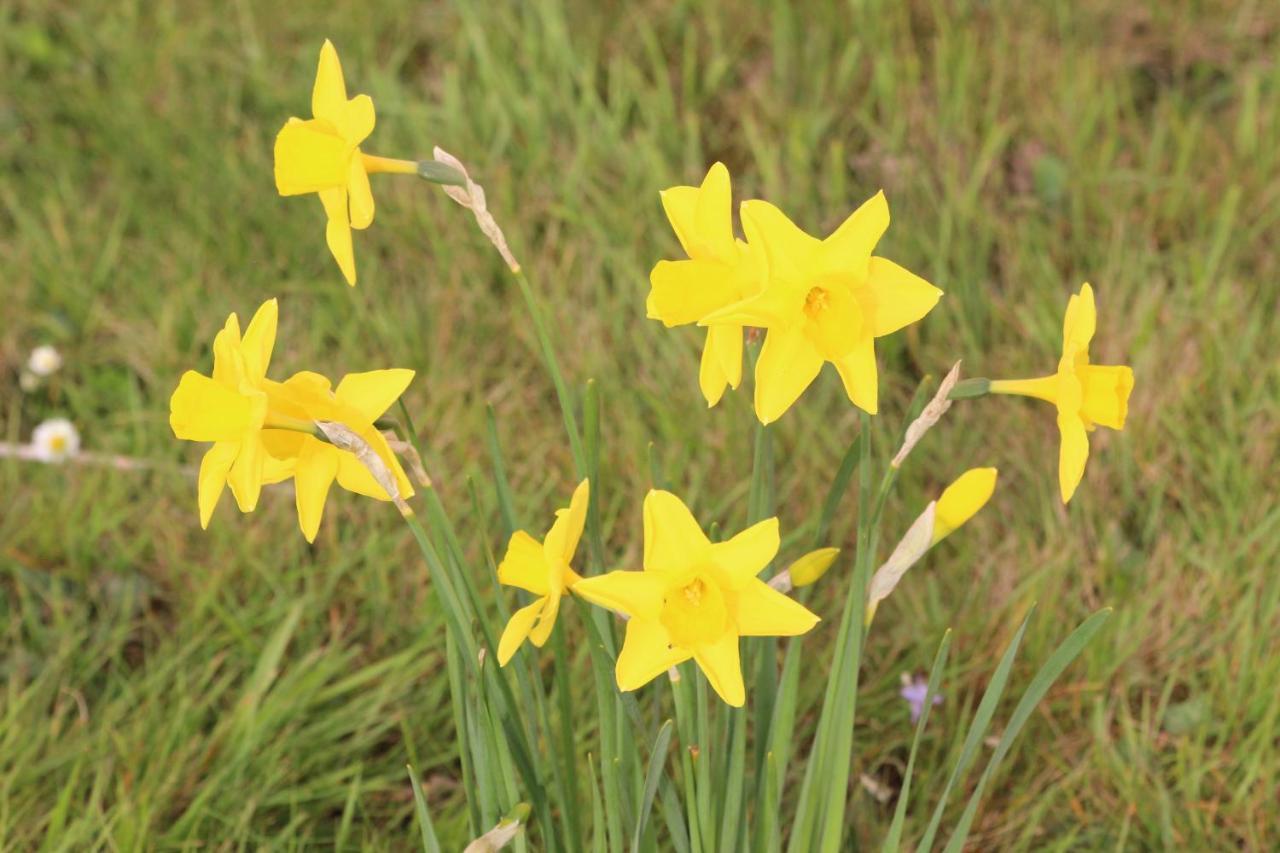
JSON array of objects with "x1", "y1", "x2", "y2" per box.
[{"x1": 512, "y1": 268, "x2": 587, "y2": 476}]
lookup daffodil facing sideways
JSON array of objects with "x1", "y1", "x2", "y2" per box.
[
  {"x1": 989, "y1": 283, "x2": 1134, "y2": 503},
  {"x1": 574, "y1": 490, "x2": 819, "y2": 707},
  {"x1": 495, "y1": 480, "x2": 590, "y2": 665},
  {"x1": 274, "y1": 40, "x2": 419, "y2": 286},
  {"x1": 260, "y1": 369, "x2": 417, "y2": 542},
  {"x1": 648, "y1": 163, "x2": 763, "y2": 406},
  {"x1": 702, "y1": 193, "x2": 942, "y2": 423},
  {"x1": 169, "y1": 299, "x2": 292, "y2": 528}
]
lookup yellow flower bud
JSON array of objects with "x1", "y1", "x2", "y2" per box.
[
  {"x1": 931, "y1": 467, "x2": 998, "y2": 545},
  {"x1": 787, "y1": 547, "x2": 841, "y2": 588}
]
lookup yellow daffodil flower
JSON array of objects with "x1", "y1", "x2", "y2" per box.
[
  {"x1": 701, "y1": 193, "x2": 941, "y2": 423},
  {"x1": 169, "y1": 299, "x2": 292, "y2": 527},
  {"x1": 989, "y1": 283, "x2": 1134, "y2": 503},
  {"x1": 648, "y1": 163, "x2": 763, "y2": 406},
  {"x1": 260, "y1": 369, "x2": 417, "y2": 542},
  {"x1": 274, "y1": 40, "x2": 418, "y2": 286},
  {"x1": 574, "y1": 490, "x2": 818, "y2": 707},
  {"x1": 496, "y1": 480, "x2": 590, "y2": 665}
]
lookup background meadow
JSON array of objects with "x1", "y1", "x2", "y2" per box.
[{"x1": 3, "y1": 0, "x2": 1279, "y2": 848}]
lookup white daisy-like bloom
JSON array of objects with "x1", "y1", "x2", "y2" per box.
[
  {"x1": 31, "y1": 418, "x2": 80, "y2": 463},
  {"x1": 27, "y1": 345, "x2": 63, "y2": 377}
]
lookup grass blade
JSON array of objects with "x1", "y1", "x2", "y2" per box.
[
  {"x1": 941, "y1": 609, "x2": 1112, "y2": 853},
  {"x1": 631, "y1": 719, "x2": 675, "y2": 853},
  {"x1": 407, "y1": 764, "x2": 443, "y2": 853},
  {"x1": 917, "y1": 607, "x2": 1036, "y2": 852}
]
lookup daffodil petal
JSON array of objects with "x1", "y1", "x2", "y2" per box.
[
  {"x1": 544, "y1": 479, "x2": 590, "y2": 565},
  {"x1": 739, "y1": 199, "x2": 820, "y2": 284},
  {"x1": 211, "y1": 314, "x2": 242, "y2": 386},
  {"x1": 1063, "y1": 283, "x2": 1096, "y2": 354},
  {"x1": 169, "y1": 372, "x2": 254, "y2": 442},
  {"x1": 226, "y1": 432, "x2": 266, "y2": 513},
  {"x1": 197, "y1": 441, "x2": 239, "y2": 529},
  {"x1": 240, "y1": 299, "x2": 279, "y2": 383},
  {"x1": 753, "y1": 326, "x2": 823, "y2": 425},
  {"x1": 342, "y1": 94, "x2": 375, "y2": 146},
  {"x1": 693, "y1": 162, "x2": 735, "y2": 260},
  {"x1": 498, "y1": 530, "x2": 551, "y2": 596},
  {"x1": 312, "y1": 40, "x2": 349, "y2": 125},
  {"x1": 274, "y1": 119, "x2": 350, "y2": 195},
  {"x1": 320, "y1": 188, "x2": 356, "y2": 285},
  {"x1": 347, "y1": 156, "x2": 375, "y2": 230},
  {"x1": 648, "y1": 259, "x2": 743, "y2": 327},
  {"x1": 528, "y1": 591, "x2": 562, "y2": 647},
  {"x1": 334, "y1": 369, "x2": 414, "y2": 422},
  {"x1": 698, "y1": 324, "x2": 742, "y2": 407},
  {"x1": 832, "y1": 335, "x2": 879, "y2": 415},
  {"x1": 616, "y1": 618, "x2": 691, "y2": 692},
  {"x1": 498, "y1": 599, "x2": 544, "y2": 666},
  {"x1": 693, "y1": 631, "x2": 745, "y2": 707},
  {"x1": 816, "y1": 190, "x2": 888, "y2": 279},
  {"x1": 295, "y1": 442, "x2": 339, "y2": 543},
  {"x1": 573, "y1": 570, "x2": 666, "y2": 621},
  {"x1": 733, "y1": 579, "x2": 820, "y2": 637},
  {"x1": 863, "y1": 256, "x2": 943, "y2": 337},
  {"x1": 1057, "y1": 412, "x2": 1089, "y2": 503},
  {"x1": 335, "y1": 451, "x2": 385, "y2": 498},
  {"x1": 659, "y1": 185, "x2": 699, "y2": 258},
  {"x1": 709, "y1": 517, "x2": 780, "y2": 588},
  {"x1": 643, "y1": 490, "x2": 710, "y2": 574}
]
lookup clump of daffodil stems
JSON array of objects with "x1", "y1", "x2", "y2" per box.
[{"x1": 155, "y1": 38, "x2": 1134, "y2": 850}]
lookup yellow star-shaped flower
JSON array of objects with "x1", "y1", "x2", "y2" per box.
[
  {"x1": 574, "y1": 490, "x2": 818, "y2": 707},
  {"x1": 703, "y1": 193, "x2": 941, "y2": 423}
]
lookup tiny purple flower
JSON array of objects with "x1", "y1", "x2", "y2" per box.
[{"x1": 900, "y1": 673, "x2": 942, "y2": 723}]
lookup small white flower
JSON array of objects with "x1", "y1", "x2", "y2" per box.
[
  {"x1": 27, "y1": 345, "x2": 63, "y2": 377},
  {"x1": 31, "y1": 418, "x2": 80, "y2": 463}
]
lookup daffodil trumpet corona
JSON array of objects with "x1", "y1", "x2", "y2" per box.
[
  {"x1": 574, "y1": 490, "x2": 819, "y2": 707},
  {"x1": 987, "y1": 283, "x2": 1134, "y2": 503}
]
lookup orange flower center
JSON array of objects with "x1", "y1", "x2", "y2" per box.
[{"x1": 804, "y1": 286, "x2": 830, "y2": 318}]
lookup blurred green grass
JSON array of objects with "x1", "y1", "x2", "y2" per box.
[{"x1": 3, "y1": 0, "x2": 1279, "y2": 848}]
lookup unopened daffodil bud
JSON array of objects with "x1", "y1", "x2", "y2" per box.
[
  {"x1": 932, "y1": 467, "x2": 998, "y2": 545},
  {"x1": 787, "y1": 547, "x2": 841, "y2": 588}
]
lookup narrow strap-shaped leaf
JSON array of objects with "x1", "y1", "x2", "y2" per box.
[
  {"x1": 917, "y1": 607, "x2": 1036, "y2": 852},
  {"x1": 587, "y1": 753, "x2": 607, "y2": 853},
  {"x1": 632, "y1": 719, "x2": 676, "y2": 852},
  {"x1": 941, "y1": 609, "x2": 1112, "y2": 853},
  {"x1": 811, "y1": 426, "x2": 864, "y2": 548},
  {"x1": 484, "y1": 404, "x2": 520, "y2": 537},
  {"x1": 882, "y1": 630, "x2": 952, "y2": 852},
  {"x1": 407, "y1": 764, "x2": 443, "y2": 853}
]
